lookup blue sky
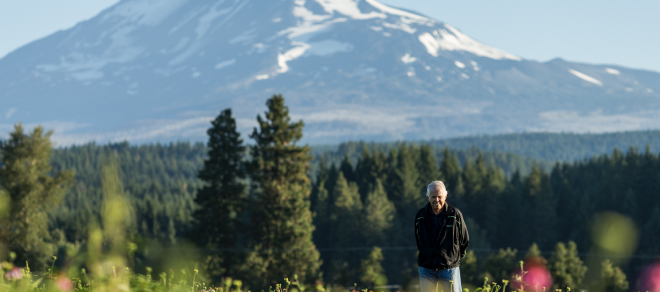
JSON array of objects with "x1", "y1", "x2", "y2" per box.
[{"x1": 1, "y1": 0, "x2": 659, "y2": 72}]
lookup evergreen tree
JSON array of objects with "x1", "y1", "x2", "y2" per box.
[
  {"x1": 371, "y1": 149, "x2": 389, "y2": 183},
  {"x1": 640, "y1": 205, "x2": 660, "y2": 255},
  {"x1": 460, "y1": 250, "x2": 479, "y2": 286},
  {"x1": 484, "y1": 248, "x2": 518, "y2": 282},
  {"x1": 192, "y1": 109, "x2": 246, "y2": 279},
  {"x1": 340, "y1": 155, "x2": 355, "y2": 183},
  {"x1": 439, "y1": 148, "x2": 463, "y2": 197},
  {"x1": 481, "y1": 164, "x2": 506, "y2": 245},
  {"x1": 387, "y1": 144, "x2": 423, "y2": 285},
  {"x1": 245, "y1": 95, "x2": 320, "y2": 286},
  {"x1": 99, "y1": 160, "x2": 136, "y2": 263},
  {"x1": 328, "y1": 172, "x2": 363, "y2": 285},
  {"x1": 549, "y1": 241, "x2": 587, "y2": 290},
  {"x1": 524, "y1": 243, "x2": 548, "y2": 267},
  {"x1": 0, "y1": 124, "x2": 74, "y2": 269},
  {"x1": 598, "y1": 259, "x2": 628, "y2": 292},
  {"x1": 522, "y1": 165, "x2": 557, "y2": 248},
  {"x1": 501, "y1": 170, "x2": 525, "y2": 249},
  {"x1": 355, "y1": 147, "x2": 390, "y2": 201},
  {"x1": 462, "y1": 158, "x2": 483, "y2": 199},
  {"x1": 310, "y1": 158, "x2": 328, "y2": 214},
  {"x1": 311, "y1": 159, "x2": 332, "y2": 279},
  {"x1": 311, "y1": 159, "x2": 330, "y2": 245},
  {"x1": 325, "y1": 163, "x2": 340, "y2": 201},
  {"x1": 391, "y1": 144, "x2": 423, "y2": 213},
  {"x1": 363, "y1": 179, "x2": 395, "y2": 245},
  {"x1": 331, "y1": 172, "x2": 363, "y2": 245},
  {"x1": 355, "y1": 146, "x2": 374, "y2": 200},
  {"x1": 417, "y1": 144, "x2": 440, "y2": 191},
  {"x1": 359, "y1": 247, "x2": 388, "y2": 289}
]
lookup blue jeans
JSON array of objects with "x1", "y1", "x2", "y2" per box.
[{"x1": 418, "y1": 266, "x2": 462, "y2": 292}]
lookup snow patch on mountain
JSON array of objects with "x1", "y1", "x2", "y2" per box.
[
  {"x1": 401, "y1": 53, "x2": 416, "y2": 63},
  {"x1": 470, "y1": 61, "x2": 479, "y2": 71},
  {"x1": 606, "y1": 68, "x2": 620, "y2": 75},
  {"x1": 365, "y1": 0, "x2": 433, "y2": 23},
  {"x1": 306, "y1": 40, "x2": 353, "y2": 56},
  {"x1": 569, "y1": 69, "x2": 603, "y2": 86},
  {"x1": 284, "y1": 2, "x2": 347, "y2": 39},
  {"x1": 418, "y1": 25, "x2": 521, "y2": 60},
  {"x1": 382, "y1": 21, "x2": 416, "y2": 34},
  {"x1": 278, "y1": 42, "x2": 311, "y2": 73},
  {"x1": 315, "y1": 0, "x2": 386, "y2": 20},
  {"x1": 215, "y1": 59, "x2": 236, "y2": 69}
]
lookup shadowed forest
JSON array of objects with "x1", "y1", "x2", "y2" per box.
[{"x1": 1, "y1": 95, "x2": 659, "y2": 291}]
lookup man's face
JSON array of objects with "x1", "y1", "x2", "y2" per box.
[{"x1": 427, "y1": 185, "x2": 447, "y2": 210}]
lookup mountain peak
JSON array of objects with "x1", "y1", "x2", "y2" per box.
[{"x1": 1, "y1": 0, "x2": 658, "y2": 145}]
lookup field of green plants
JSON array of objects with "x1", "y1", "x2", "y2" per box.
[{"x1": 0, "y1": 257, "x2": 568, "y2": 292}]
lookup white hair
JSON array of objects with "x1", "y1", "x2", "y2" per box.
[{"x1": 426, "y1": 180, "x2": 448, "y2": 198}]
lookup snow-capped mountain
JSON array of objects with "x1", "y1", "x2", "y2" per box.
[{"x1": 1, "y1": 0, "x2": 659, "y2": 145}]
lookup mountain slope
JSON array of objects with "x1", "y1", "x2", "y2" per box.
[{"x1": 1, "y1": 0, "x2": 659, "y2": 145}]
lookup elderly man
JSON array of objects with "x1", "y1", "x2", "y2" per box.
[{"x1": 415, "y1": 181, "x2": 469, "y2": 292}]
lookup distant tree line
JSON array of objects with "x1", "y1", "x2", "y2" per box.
[
  {"x1": 307, "y1": 141, "x2": 654, "y2": 291},
  {"x1": 425, "y1": 130, "x2": 660, "y2": 161},
  {"x1": 310, "y1": 141, "x2": 554, "y2": 179}
]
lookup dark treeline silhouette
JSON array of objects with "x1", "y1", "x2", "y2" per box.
[
  {"x1": 309, "y1": 142, "x2": 658, "y2": 290},
  {"x1": 49, "y1": 141, "x2": 205, "y2": 245},
  {"x1": 310, "y1": 141, "x2": 554, "y2": 180}
]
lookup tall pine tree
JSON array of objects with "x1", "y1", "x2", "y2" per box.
[
  {"x1": 598, "y1": 259, "x2": 628, "y2": 292},
  {"x1": 417, "y1": 144, "x2": 441, "y2": 196},
  {"x1": 328, "y1": 172, "x2": 363, "y2": 285},
  {"x1": 0, "y1": 124, "x2": 74, "y2": 270},
  {"x1": 440, "y1": 148, "x2": 464, "y2": 197},
  {"x1": 549, "y1": 241, "x2": 587, "y2": 290},
  {"x1": 192, "y1": 109, "x2": 246, "y2": 279},
  {"x1": 363, "y1": 179, "x2": 395, "y2": 246},
  {"x1": 359, "y1": 247, "x2": 388, "y2": 289},
  {"x1": 245, "y1": 95, "x2": 320, "y2": 287}
]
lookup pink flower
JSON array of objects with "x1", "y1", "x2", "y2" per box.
[
  {"x1": 524, "y1": 266, "x2": 552, "y2": 290},
  {"x1": 5, "y1": 268, "x2": 22, "y2": 280},
  {"x1": 641, "y1": 262, "x2": 660, "y2": 292},
  {"x1": 511, "y1": 258, "x2": 552, "y2": 291},
  {"x1": 56, "y1": 276, "x2": 73, "y2": 291}
]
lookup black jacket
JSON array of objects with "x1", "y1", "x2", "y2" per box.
[{"x1": 414, "y1": 202, "x2": 469, "y2": 270}]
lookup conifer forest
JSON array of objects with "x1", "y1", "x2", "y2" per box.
[{"x1": 1, "y1": 95, "x2": 659, "y2": 292}]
